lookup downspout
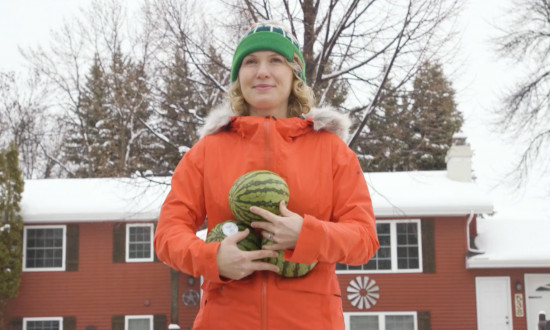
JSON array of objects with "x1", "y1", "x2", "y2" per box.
[{"x1": 466, "y1": 210, "x2": 484, "y2": 254}]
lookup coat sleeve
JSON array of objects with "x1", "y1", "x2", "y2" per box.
[
  {"x1": 153, "y1": 139, "x2": 224, "y2": 283},
  {"x1": 285, "y1": 137, "x2": 379, "y2": 265}
]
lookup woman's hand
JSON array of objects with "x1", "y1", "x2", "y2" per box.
[
  {"x1": 216, "y1": 228, "x2": 279, "y2": 280},
  {"x1": 250, "y1": 200, "x2": 303, "y2": 250}
]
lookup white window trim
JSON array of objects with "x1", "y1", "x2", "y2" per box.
[
  {"x1": 337, "y1": 219, "x2": 423, "y2": 274},
  {"x1": 125, "y1": 223, "x2": 154, "y2": 262},
  {"x1": 23, "y1": 225, "x2": 66, "y2": 272},
  {"x1": 125, "y1": 315, "x2": 153, "y2": 330},
  {"x1": 23, "y1": 316, "x2": 63, "y2": 330},
  {"x1": 343, "y1": 311, "x2": 418, "y2": 330}
]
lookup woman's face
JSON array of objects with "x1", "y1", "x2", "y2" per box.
[{"x1": 238, "y1": 50, "x2": 294, "y2": 118}]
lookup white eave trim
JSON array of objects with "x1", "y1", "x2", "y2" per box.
[
  {"x1": 466, "y1": 257, "x2": 550, "y2": 269},
  {"x1": 374, "y1": 205, "x2": 494, "y2": 218},
  {"x1": 23, "y1": 213, "x2": 159, "y2": 223}
]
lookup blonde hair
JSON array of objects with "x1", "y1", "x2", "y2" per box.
[{"x1": 228, "y1": 55, "x2": 315, "y2": 117}]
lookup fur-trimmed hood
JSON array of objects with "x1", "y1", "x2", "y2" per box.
[{"x1": 199, "y1": 103, "x2": 352, "y2": 142}]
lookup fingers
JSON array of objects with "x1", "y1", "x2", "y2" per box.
[
  {"x1": 216, "y1": 239, "x2": 280, "y2": 279},
  {"x1": 232, "y1": 250, "x2": 281, "y2": 278},
  {"x1": 249, "y1": 206, "x2": 276, "y2": 222},
  {"x1": 247, "y1": 249, "x2": 278, "y2": 260},
  {"x1": 249, "y1": 214, "x2": 275, "y2": 235},
  {"x1": 263, "y1": 231, "x2": 274, "y2": 241},
  {"x1": 251, "y1": 261, "x2": 280, "y2": 273},
  {"x1": 223, "y1": 228, "x2": 249, "y2": 243},
  {"x1": 248, "y1": 250, "x2": 280, "y2": 273},
  {"x1": 278, "y1": 200, "x2": 290, "y2": 215},
  {"x1": 261, "y1": 242, "x2": 281, "y2": 251}
]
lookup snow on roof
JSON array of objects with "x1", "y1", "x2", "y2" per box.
[
  {"x1": 20, "y1": 173, "x2": 547, "y2": 269},
  {"x1": 467, "y1": 197, "x2": 550, "y2": 268},
  {"x1": 20, "y1": 171, "x2": 494, "y2": 223},
  {"x1": 20, "y1": 177, "x2": 171, "y2": 223},
  {"x1": 365, "y1": 171, "x2": 494, "y2": 217}
]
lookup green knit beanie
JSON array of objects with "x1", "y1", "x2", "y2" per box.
[{"x1": 231, "y1": 22, "x2": 306, "y2": 83}]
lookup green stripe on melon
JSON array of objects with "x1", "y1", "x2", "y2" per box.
[
  {"x1": 205, "y1": 220, "x2": 261, "y2": 251},
  {"x1": 262, "y1": 238, "x2": 317, "y2": 278},
  {"x1": 228, "y1": 170, "x2": 290, "y2": 226}
]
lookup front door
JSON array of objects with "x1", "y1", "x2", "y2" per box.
[
  {"x1": 476, "y1": 276, "x2": 513, "y2": 330},
  {"x1": 525, "y1": 274, "x2": 550, "y2": 330}
]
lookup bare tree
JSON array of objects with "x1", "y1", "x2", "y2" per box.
[
  {"x1": 21, "y1": 0, "x2": 165, "y2": 177},
  {"x1": 493, "y1": 0, "x2": 550, "y2": 185},
  {"x1": 18, "y1": 0, "x2": 462, "y2": 177},
  {"x1": 0, "y1": 71, "x2": 60, "y2": 178},
  {"x1": 150, "y1": 0, "x2": 461, "y2": 148}
]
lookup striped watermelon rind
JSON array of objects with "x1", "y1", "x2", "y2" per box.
[
  {"x1": 205, "y1": 220, "x2": 261, "y2": 251},
  {"x1": 262, "y1": 238, "x2": 317, "y2": 278},
  {"x1": 228, "y1": 170, "x2": 290, "y2": 226}
]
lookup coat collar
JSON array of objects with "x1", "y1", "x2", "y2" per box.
[{"x1": 199, "y1": 103, "x2": 351, "y2": 142}]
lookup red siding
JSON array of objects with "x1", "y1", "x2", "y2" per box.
[
  {"x1": 7, "y1": 217, "x2": 547, "y2": 330},
  {"x1": 340, "y1": 217, "x2": 478, "y2": 329},
  {"x1": 471, "y1": 268, "x2": 550, "y2": 330},
  {"x1": 7, "y1": 222, "x2": 174, "y2": 329},
  {"x1": 178, "y1": 273, "x2": 201, "y2": 327}
]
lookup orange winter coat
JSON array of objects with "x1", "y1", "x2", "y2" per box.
[{"x1": 154, "y1": 105, "x2": 379, "y2": 330}]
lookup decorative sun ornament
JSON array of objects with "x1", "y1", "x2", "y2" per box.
[{"x1": 347, "y1": 276, "x2": 380, "y2": 310}]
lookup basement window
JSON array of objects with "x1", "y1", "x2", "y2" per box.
[
  {"x1": 23, "y1": 317, "x2": 63, "y2": 330},
  {"x1": 125, "y1": 315, "x2": 152, "y2": 330},
  {"x1": 344, "y1": 312, "x2": 417, "y2": 330}
]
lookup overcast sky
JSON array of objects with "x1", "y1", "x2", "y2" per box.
[{"x1": 0, "y1": 0, "x2": 548, "y2": 219}]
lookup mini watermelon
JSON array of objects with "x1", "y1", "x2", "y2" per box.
[
  {"x1": 262, "y1": 238, "x2": 317, "y2": 278},
  {"x1": 205, "y1": 220, "x2": 261, "y2": 251},
  {"x1": 228, "y1": 170, "x2": 290, "y2": 226}
]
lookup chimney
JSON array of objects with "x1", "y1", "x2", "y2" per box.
[{"x1": 445, "y1": 133, "x2": 473, "y2": 182}]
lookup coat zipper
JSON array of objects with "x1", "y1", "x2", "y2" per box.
[
  {"x1": 261, "y1": 117, "x2": 272, "y2": 330},
  {"x1": 261, "y1": 272, "x2": 268, "y2": 330},
  {"x1": 263, "y1": 117, "x2": 271, "y2": 169}
]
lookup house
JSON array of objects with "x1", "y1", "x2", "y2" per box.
[
  {"x1": 466, "y1": 199, "x2": 550, "y2": 330},
  {"x1": 6, "y1": 177, "x2": 200, "y2": 330},
  {"x1": 5, "y1": 138, "x2": 549, "y2": 330}
]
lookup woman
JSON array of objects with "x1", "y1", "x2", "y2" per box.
[{"x1": 154, "y1": 22, "x2": 379, "y2": 330}]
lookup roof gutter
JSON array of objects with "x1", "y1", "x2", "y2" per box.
[{"x1": 466, "y1": 210, "x2": 484, "y2": 255}]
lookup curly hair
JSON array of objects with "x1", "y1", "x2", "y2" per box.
[{"x1": 228, "y1": 54, "x2": 315, "y2": 118}]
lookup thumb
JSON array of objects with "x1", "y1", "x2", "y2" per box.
[
  {"x1": 224, "y1": 228, "x2": 249, "y2": 244},
  {"x1": 279, "y1": 200, "x2": 292, "y2": 216}
]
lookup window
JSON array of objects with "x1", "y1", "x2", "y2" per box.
[
  {"x1": 126, "y1": 224, "x2": 154, "y2": 262},
  {"x1": 337, "y1": 220, "x2": 422, "y2": 273},
  {"x1": 125, "y1": 315, "x2": 152, "y2": 330},
  {"x1": 345, "y1": 312, "x2": 417, "y2": 330},
  {"x1": 23, "y1": 317, "x2": 63, "y2": 330},
  {"x1": 23, "y1": 226, "x2": 66, "y2": 271}
]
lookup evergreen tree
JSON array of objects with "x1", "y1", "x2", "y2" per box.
[
  {"x1": 63, "y1": 49, "x2": 160, "y2": 178},
  {"x1": 358, "y1": 61, "x2": 462, "y2": 172},
  {"x1": 407, "y1": 61, "x2": 463, "y2": 170},
  {"x1": 155, "y1": 50, "x2": 201, "y2": 172},
  {"x1": 108, "y1": 49, "x2": 158, "y2": 176},
  {"x1": 0, "y1": 142, "x2": 24, "y2": 322},
  {"x1": 356, "y1": 81, "x2": 414, "y2": 171},
  {"x1": 63, "y1": 54, "x2": 111, "y2": 177}
]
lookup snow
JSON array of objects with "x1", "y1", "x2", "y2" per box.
[
  {"x1": 0, "y1": 224, "x2": 10, "y2": 232},
  {"x1": 20, "y1": 171, "x2": 493, "y2": 223},
  {"x1": 19, "y1": 170, "x2": 549, "y2": 268},
  {"x1": 365, "y1": 171, "x2": 493, "y2": 217},
  {"x1": 20, "y1": 177, "x2": 171, "y2": 223},
  {"x1": 467, "y1": 198, "x2": 550, "y2": 268}
]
